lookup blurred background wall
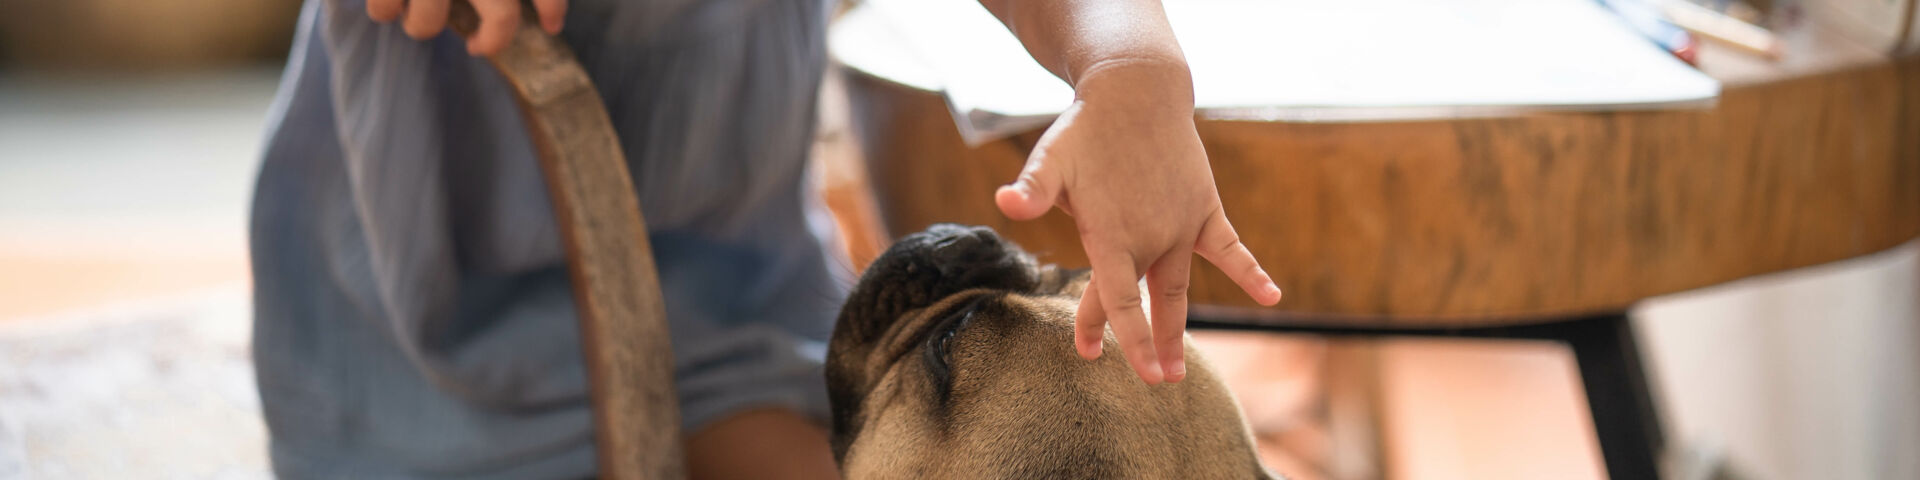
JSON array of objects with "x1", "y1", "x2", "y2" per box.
[{"x1": 0, "y1": 0, "x2": 298, "y2": 70}]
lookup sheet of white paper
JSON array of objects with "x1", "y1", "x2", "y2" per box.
[{"x1": 836, "y1": 0, "x2": 1722, "y2": 145}]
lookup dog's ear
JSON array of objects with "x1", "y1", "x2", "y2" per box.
[{"x1": 1034, "y1": 265, "x2": 1091, "y2": 298}]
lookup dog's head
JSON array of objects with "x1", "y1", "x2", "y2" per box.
[{"x1": 826, "y1": 224, "x2": 1274, "y2": 478}]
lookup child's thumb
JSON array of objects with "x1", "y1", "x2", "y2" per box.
[{"x1": 995, "y1": 160, "x2": 1063, "y2": 220}]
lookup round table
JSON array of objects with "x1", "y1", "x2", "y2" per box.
[{"x1": 831, "y1": 11, "x2": 1920, "y2": 479}]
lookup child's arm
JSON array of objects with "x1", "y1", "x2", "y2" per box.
[
  {"x1": 979, "y1": 0, "x2": 1282, "y2": 385},
  {"x1": 365, "y1": 0, "x2": 565, "y2": 55}
]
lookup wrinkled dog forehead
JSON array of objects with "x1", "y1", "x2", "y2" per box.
[
  {"x1": 833, "y1": 224, "x2": 1039, "y2": 344},
  {"x1": 826, "y1": 224, "x2": 1044, "y2": 462},
  {"x1": 825, "y1": 224, "x2": 1278, "y2": 479}
]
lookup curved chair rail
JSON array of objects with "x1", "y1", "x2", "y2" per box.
[{"x1": 450, "y1": 4, "x2": 683, "y2": 479}]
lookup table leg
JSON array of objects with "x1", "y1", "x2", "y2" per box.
[
  {"x1": 1558, "y1": 314, "x2": 1665, "y2": 480},
  {"x1": 1189, "y1": 309, "x2": 1666, "y2": 479}
]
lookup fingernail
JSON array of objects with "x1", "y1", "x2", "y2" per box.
[
  {"x1": 1262, "y1": 283, "x2": 1282, "y2": 302},
  {"x1": 1168, "y1": 359, "x2": 1186, "y2": 379}
]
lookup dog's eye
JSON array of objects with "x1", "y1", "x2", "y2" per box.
[
  {"x1": 925, "y1": 297, "x2": 985, "y2": 359},
  {"x1": 936, "y1": 327, "x2": 958, "y2": 355},
  {"x1": 922, "y1": 295, "x2": 991, "y2": 401}
]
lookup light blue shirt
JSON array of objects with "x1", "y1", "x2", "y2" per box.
[{"x1": 249, "y1": 0, "x2": 840, "y2": 477}]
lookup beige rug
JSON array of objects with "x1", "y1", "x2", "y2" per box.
[{"x1": 0, "y1": 286, "x2": 268, "y2": 479}]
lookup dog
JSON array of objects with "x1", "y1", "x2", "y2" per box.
[{"x1": 826, "y1": 224, "x2": 1278, "y2": 479}]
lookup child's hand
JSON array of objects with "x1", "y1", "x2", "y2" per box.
[
  {"x1": 366, "y1": 0, "x2": 566, "y2": 56},
  {"x1": 994, "y1": 59, "x2": 1281, "y2": 385}
]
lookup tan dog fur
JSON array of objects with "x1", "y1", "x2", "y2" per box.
[{"x1": 827, "y1": 224, "x2": 1277, "y2": 479}]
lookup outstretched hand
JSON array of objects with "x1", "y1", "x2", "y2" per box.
[
  {"x1": 365, "y1": 0, "x2": 566, "y2": 55},
  {"x1": 994, "y1": 61, "x2": 1280, "y2": 385}
]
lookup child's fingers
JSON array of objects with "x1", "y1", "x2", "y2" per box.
[
  {"x1": 1145, "y1": 248, "x2": 1192, "y2": 383},
  {"x1": 403, "y1": 0, "x2": 451, "y2": 40},
  {"x1": 533, "y1": 0, "x2": 568, "y2": 34},
  {"x1": 465, "y1": 0, "x2": 521, "y2": 55},
  {"x1": 1088, "y1": 247, "x2": 1163, "y2": 385},
  {"x1": 1195, "y1": 208, "x2": 1281, "y2": 306},
  {"x1": 1074, "y1": 277, "x2": 1107, "y2": 360},
  {"x1": 367, "y1": 0, "x2": 404, "y2": 23}
]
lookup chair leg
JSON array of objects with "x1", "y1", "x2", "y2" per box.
[{"x1": 1561, "y1": 313, "x2": 1664, "y2": 480}]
